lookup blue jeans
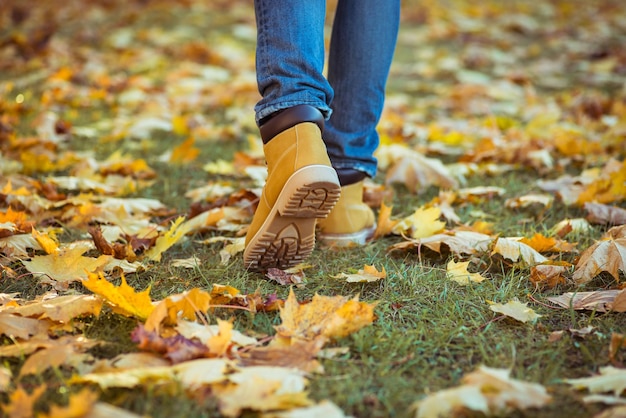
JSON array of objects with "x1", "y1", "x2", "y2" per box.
[{"x1": 254, "y1": 0, "x2": 400, "y2": 178}]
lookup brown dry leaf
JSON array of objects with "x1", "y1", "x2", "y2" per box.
[
  {"x1": 2, "y1": 294, "x2": 103, "y2": 323},
  {"x1": 609, "y1": 333, "x2": 626, "y2": 364},
  {"x1": 19, "y1": 338, "x2": 96, "y2": 376},
  {"x1": 390, "y1": 230, "x2": 493, "y2": 257},
  {"x1": 414, "y1": 366, "x2": 551, "y2": 418},
  {"x1": 505, "y1": 193, "x2": 554, "y2": 211},
  {"x1": 334, "y1": 264, "x2": 386, "y2": 283},
  {"x1": 266, "y1": 268, "x2": 306, "y2": 286},
  {"x1": 446, "y1": 259, "x2": 487, "y2": 285},
  {"x1": 529, "y1": 263, "x2": 570, "y2": 289},
  {"x1": 22, "y1": 244, "x2": 110, "y2": 287},
  {"x1": 488, "y1": 298, "x2": 541, "y2": 323},
  {"x1": 585, "y1": 202, "x2": 626, "y2": 226},
  {"x1": 373, "y1": 202, "x2": 397, "y2": 238},
  {"x1": 82, "y1": 271, "x2": 154, "y2": 320},
  {"x1": 547, "y1": 290, "x2": 626, "y2": 313},
  {"x1": 38, "y1": 388, "x2": 99, "y2": 418},
  {"x1": 1, "y1": 385, "x2": 46, "y2": 418},
  {"x1": 566, "y1": 366, "x2": 626, "y2": 396},
  {"x1": 275, "y1": 288, "x2": 376, "y2": 342},
  {"x1": 491, "y1": 237, "x2": 548, "y2": 267},
  {"x1": 378, "y1": 145, "x2": 459, "y2": 193},
  {"x1": 0, "y1": 313, "x2": 51, "y2": 339},
  {"x1": 572, "y1": 238, "x2": 626, "y2": 284},
  {"x1": 240, "y1": 337, "x2": 325, "y2": 373}
]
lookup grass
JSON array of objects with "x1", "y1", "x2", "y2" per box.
[{"x1": 1, "y1": 0, "x2": 626, "y2": 416}]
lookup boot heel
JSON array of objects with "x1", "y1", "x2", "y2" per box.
[{"x1": 277, "y1": 165, "x2": 341, "y2": 218}]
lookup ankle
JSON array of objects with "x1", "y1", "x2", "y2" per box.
[
  {"x1": 335, "y1": 168, "x2": 367, "y2": 186},
  {"x1": 259, "y1": 105, "x2": 324, "y2": 143}
]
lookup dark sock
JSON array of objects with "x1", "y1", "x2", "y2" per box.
[
  {"x1": 258, "y1": 105, "x2": 324, "y2": 144},
  {"x1": 335, "y1": 168, "x2": 367, "y2": 186}
]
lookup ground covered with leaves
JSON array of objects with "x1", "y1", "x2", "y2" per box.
[{"x1": 1, "y1": 0, "x2": 626, "y2": 417}]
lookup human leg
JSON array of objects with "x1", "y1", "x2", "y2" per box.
[
  {"x1": 318, "y1": 0, "x2": 400, "y2": 245},
  {"x1": 245, "y1": 0, "x2": 341, "y2": 271}
]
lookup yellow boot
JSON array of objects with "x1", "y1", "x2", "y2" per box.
[
  {"x1": 317, "y1": 181, "x2": 376, "y2": 246},
  {"x1": 244, "y1": 118, "x2": 341, "y2": 271}
]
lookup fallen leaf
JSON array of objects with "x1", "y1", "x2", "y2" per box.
[
  {"x1": 573, "y1": 237, "x2": 626, "y2": 284},
  {"x1": 491, "y1": 237, "x2": 548, "y2": 267},
  {"x1": 393, "y1": 206, "x2": 446, "y2": 239},
  {"x1": 145, "y1": 287, "x2": 212, "y2": 331},
  {"x1": 2, "y1": 294, "x2": 103, "y2": 323},
  {"x1": 0, "y1": 313, "x2": 51, "y2": 339},
  {"x1": 609, "y1": 333, "x2": 626, "y2": 364},
  {"x1": 143, "y1": 216, "x2": 191, "y2": 262},
  {"x1": 446, "y1": 259, "x2": 487, "y2": 285},
  {"x1": 0, "y1": 366, "x2": 12, "y2": 392},
  {"x1": 169, "y1": 137, "x2": 200, "y2": 164},
  {"x1": 266, "y1": 268, "x2": 306, "y2": 286},
  {"x1": 374, "y1": 203, "x2": 397, "y2": 238},
  {"x1": 1, "y1": 385, "x2": 46, "y2": 418},
  {"x1": 565, "y1": 366, "x2": 626, "y2": 396},
  {"x1": 529, "y1": 263, "x2": 570, "y2": 289},
  {"x1": 334, "y1": 265, "x2": 386, "y2": 283},
  {"x1": 276, "y1": 289, "x2": 376, "y2": 342},
  {"x1": 239, "y1": 338, "x2": 325, "y2": 373},
  {"x1": 547, "y1": 290, "x2": 625, "y2": 313},
  {"x1": 38, "y1": 388, "x2": 99, "y2": 418},
  {"x1": 414, "y1": 366, "x2": 551, "y2": 418},
  {"x1": 261, "y1": 400, "x2": 349, "y2": 418},
  {"x1": 585, "y1": 202, "x2": 626, "y2": 226},
  {"x1": 22, "y1": 244, "x2": 110, "y2": 287},
  {"x1": 82, "y1": 272, "x2": 154, "y2": 320},
  {"x1": 216, "y1": 366, "x2": 312, "y2": 417},
  {"x1": 488, "y1": 298, "x2": 541, "y2": 323}
]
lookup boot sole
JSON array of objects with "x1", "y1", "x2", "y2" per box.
[{"x1": 244, "y1": 165, "x2": 341, "y2": 271}]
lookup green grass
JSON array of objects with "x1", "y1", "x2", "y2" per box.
[{"x1": 2, "y1": 0, "x2": 626, "y2": 416}]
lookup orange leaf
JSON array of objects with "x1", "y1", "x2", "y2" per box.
[
  {"x1": 374, "y1": 203, "x2": 397, "y2": 238},
  {"x1": 1, "y1": 385, "x2": 46, "y2": 418},
  {"x1": 573, "y1": 238, "x2": 626, "y2": 284},
  {"x1": 170, "y1": 137, "x2": 200, "y2": 164},
  {"x1": 38, "y1": 389, "x2": 99, "y2": 418}
]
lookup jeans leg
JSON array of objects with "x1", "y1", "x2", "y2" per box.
[
  {"x1": 254, "y1": 0, "x2": 333, "y2": 124},
  {"x1": 324, "y1": 0, "x2": 400, "y2": 178}
]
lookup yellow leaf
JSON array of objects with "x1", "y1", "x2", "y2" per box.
[
  {"x1": 82, "y1": 272, "x2": 154, "y2": 320},
  {"x1": 491, "y1": 237, "x2": 548, "y2": 267},
  {"x1": 565, "y1": 366, "x2": 626, "y2": 396},
  {"x1": 393, "y1": 206, "x2": 445, "y2": 239},
  {"x1": 374, "y1": 203, "x2": 397, "y2": 238},
  {"x1": 446, "y1": 259, "x2": 487, "y2": 285},
  {"x1": 276, "y1": 289, "x2": 376, "y2": 342},
  {"x1": 1, "y1": 385, "x2": 46, "y2": 418},
  {"x1": 3, "y1": 294, "x2": 103, "y2": 323},
  {"x1": 21, "y1": 245, "x2": 110, "y2": 286},
  {"x1": 206, "y1": 319, "x2": 233, "y2": 356},
  {"x1": 334, "y1": 265, "x2": 386, "y2": 283},
  {"x1": 488, "y1": 298, "x2": 541, "y2": 323},
  {"x1": 144, "y1": 216, "x2": 190, "y2": 262},
  {"x1": 145, "y1": 288, "x2": 212, "y2": 332},
  {"x1": 169, "y1": 137, "x2": 200, "y2": 164}
]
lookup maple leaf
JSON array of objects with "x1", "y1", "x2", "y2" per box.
[
  {"x1": 1, "y1": 385, "x2": 46, "y2": 418},
  {"x1": 572, "y1": 237, "x2": 626, "y2": 284},
  {"x1": 239, "y1": 338, "x2": 325, "y2": 373},
  {"x1": 390, "y1": 230, "x2": 493, "y2": 257},
  {"x1": 488, "y1": 298, "x2": 541, "y2": 323},
  {"x1": 2, "y1": 294, "x2": 103, "y2": 323},
  {"x1": 145, "y1": 287, "x2": 212, "y2": 332},
  {"x1": 577, "y1": 159, "x2": 626, "y2": 205},
  {"x1": 176, "y1": 319, "x2": 257, "y2": 348},
  {"x1": 377, "y1": 144, "x2": 459, "y2": 193},
  {"x1": 19, "y1": 337, "x2": 97, "y2": 377},
  {"x1": 266, "y1": 267, "x2": 306, "y2": 286},
  {"x1": 334, "y1": 264, "x2": 386, "y2": 283},
  {"x1": 22, "y1": 244, "x2": 110, "y2": 288},
  {"x1": 446, "y1": 259, "x2": 487, "y2": 285},
  {"x1": 414, "y1": 366, "x2": 551, "y2": 418},
  {"x1": 82, "y1": 271, "x2": 154, "y2": 320},
  {"x1": 529, "y1": 263, "x2": 570, "y2": 289},
  {"x1": 0, "y1": 314, "x2": 51, "y2": 340},
  {"x1": 393, "y1": 206, "x2": 446, "y2": 239},
  {"x1": 275, "y1": 289, "x2": 376, "y2": 342},
  {"x1": 143, "y1": 216, "x2": 191, "y2": 262},
  {"x1": 491, "y1": 237, "x2": 548, "y2": 267},
  {"x1": 547, "y1": 290, "x2": 625, "y2": 313},
  {"x1": 132, "y1": 324, "x2": 212, "y2": 363},
  {"x1": 215, "y1": 366, "x2": 312, "y2": 417}
]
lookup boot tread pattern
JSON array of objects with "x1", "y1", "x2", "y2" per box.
[
  {"x1": 280, "y1": 182, "x2": 341, "y2": 218},
  {"x1": 246, "y1": 223, "x2": 315, "y2": 270}
]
